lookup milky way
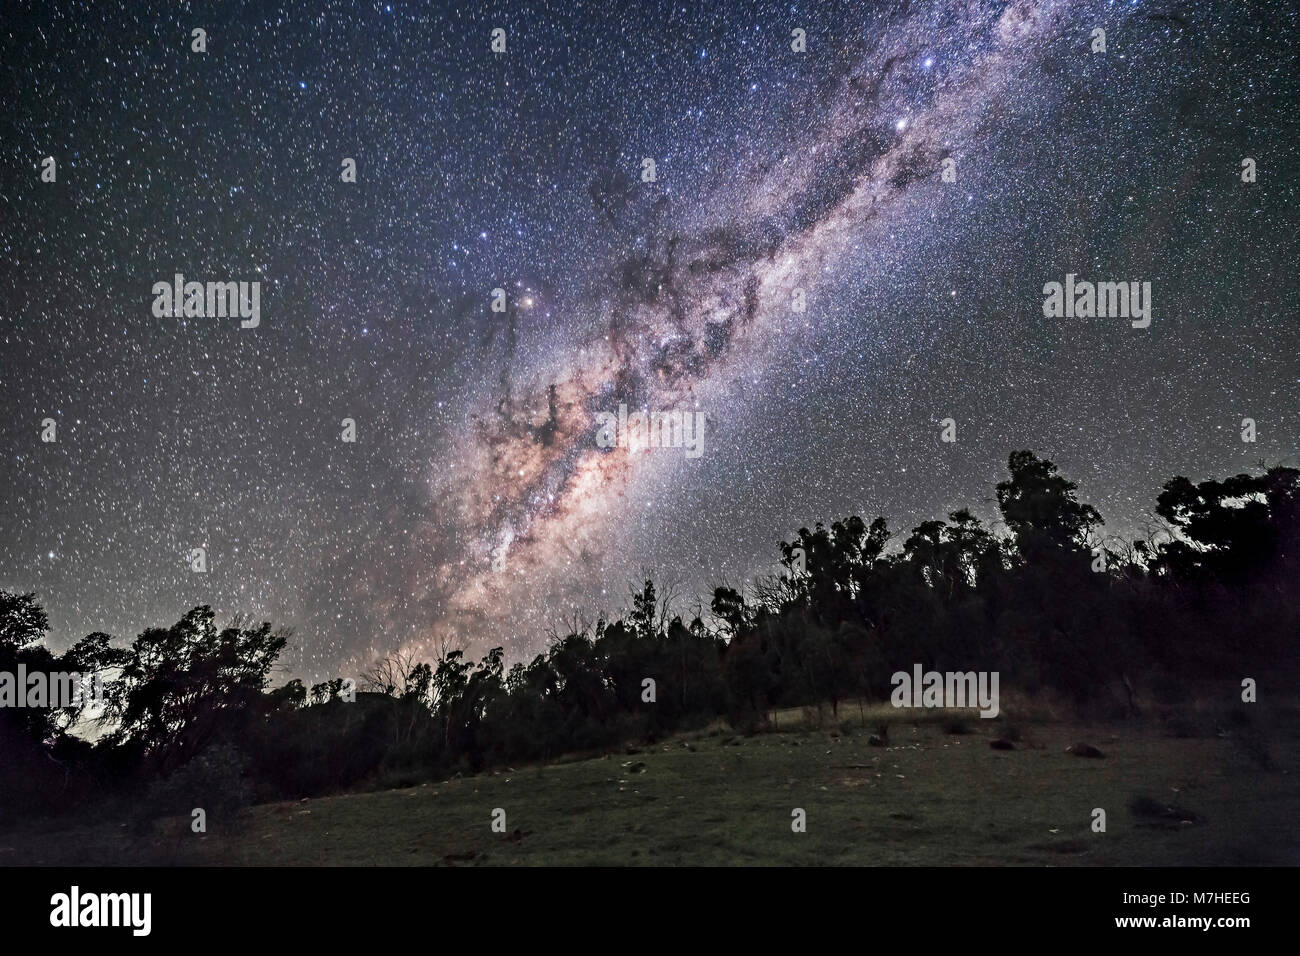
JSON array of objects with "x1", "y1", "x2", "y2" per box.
[
  {"x1": 3, "y1": 0, "x2": 1297, "y2": 680},
  {"x1": 431, "y1": 0, "x2": 1069, "y2": 658}
]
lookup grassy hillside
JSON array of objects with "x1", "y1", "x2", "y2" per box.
[{"x1": 8, "y1": 704, "x2": 1298, "y2": 866}]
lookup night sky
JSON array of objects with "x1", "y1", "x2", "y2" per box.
[{"x1": 3, "y1": 0, "x2": 1297, "y2": 683}]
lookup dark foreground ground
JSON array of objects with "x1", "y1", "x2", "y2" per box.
[{"x1": 6, "y1": 703, "x2": 1298, "y2": 865}]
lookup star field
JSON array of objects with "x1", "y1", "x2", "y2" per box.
[{"x1": 2, "y1": 0, "x2": 1297, "y2": 682}]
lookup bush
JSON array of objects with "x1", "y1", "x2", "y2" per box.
[{"x1": 139, "y1": 743, "x2": 252, "y2": 830}]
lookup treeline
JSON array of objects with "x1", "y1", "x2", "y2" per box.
[{"x1": 1, "y1": 451, "x2": 1296, "y2": 826}]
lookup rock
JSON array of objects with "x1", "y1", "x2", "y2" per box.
[
  {"x1": 1066, "y1": 743, "x2": 1104, "y2": 758},
  {"x1": 989, "y1": 738, "x2": 1015, "y2": 750}
]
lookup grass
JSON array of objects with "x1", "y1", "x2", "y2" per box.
[{"x1": 5, "y1": 703, "x2": 1298, "y2": 866}]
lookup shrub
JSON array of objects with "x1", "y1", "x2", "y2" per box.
[{"x1": 139, "y1": 743, "x2": 252, "y2": 830}]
